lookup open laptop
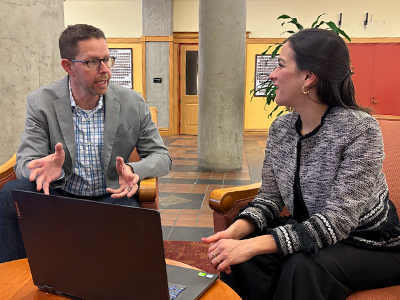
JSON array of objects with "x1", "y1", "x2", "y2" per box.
[{"x1": 11, "y1": 190, "x2": 218, "y2": 300}]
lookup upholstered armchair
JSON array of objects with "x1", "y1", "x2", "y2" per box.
[
  {"x1": 0, "y1": 149, "x2": 159, "y2": 210},
  {"x1": 209, "y1": 116, "x2": 400, "y2": 300}
]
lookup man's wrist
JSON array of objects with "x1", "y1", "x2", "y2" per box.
[
  {"x1": 54, "y1": 169, "x2": 65, "y2": 182},
  {"x1": 126, "y1": 164, "x2": 134, "y2": 174}
]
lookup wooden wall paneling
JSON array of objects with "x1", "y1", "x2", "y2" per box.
[
  {"x1": 173, "y1": 43, "x2": 180, "y2": 135},
  {"x1": 243, "y1": 42, "x2": 248, "y2": 135},
  {"x1": 348, "y1": 38, "x2": 400, "y2": 44},
  {"x1": 168, "y1": 37, "x2": 174, "y2": 136},
  {"x1": 141, "y1": 36, "x2": 146, "y2": 100},
  {"x1": 106, "y1": 38, "x2": 141, "y2": 44},
  {"x1": 374, "y1": 115, "x2": 400, "y2": 121}
]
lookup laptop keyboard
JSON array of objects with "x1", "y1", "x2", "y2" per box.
[{"x1": 168, "y1": 283, "x2": 187, "y2": 299}]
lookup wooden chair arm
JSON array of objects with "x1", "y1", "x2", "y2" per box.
[
  {"x1": 209, "y1": 182, "x2": 261, "y2": 213},
  {"x1": 0, "y1": 153, "x2": 16, "y2": 178},
  {"x1": 0, "y1": 154, "x2": 17, "y2": 191},
  {"x1": 138, "y1": 177, "x2": 158, "y2": 203}
]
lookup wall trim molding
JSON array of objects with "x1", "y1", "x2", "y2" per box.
[
  {"x1": 247, "y1": 38, "x2": 286, "y2": 44},
  {"x1": 348, "y1": 37, "x2": 400, "y2": 43},
  {"x1": 246, "y1": 37, "x2": 400, "y2": 44},
  {"x1": 244, "y1": 129, "x2": 269, "y2": 136},
  {"x1": 158, "y1": 127, "x2": 171, "y2": 136},
  {"x1": 374, "y1": 115, "x2": 400, "y2": 120},
  {"x1": 106, "y1": 38, "x2": 141, "y2": 44},
  {"x1": 107, "y1": 37, "x2": 400, "y2": 45}
]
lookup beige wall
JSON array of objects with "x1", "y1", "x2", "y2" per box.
[
  {"x1": 174, "y1": 0, "x2": 199, "y2": 32},
  {"x1": 175, "y1": 0, "x2": 400, "y2": 38},
  {"x1": 64, "y1": 0, "x2": 142, "y2": 38},
  {"x1": 64, "y1": 0, "x2": 400, "y2": 39},
  {"x1": 246, "y1": 0, "x2": 400, "y2": 38}
]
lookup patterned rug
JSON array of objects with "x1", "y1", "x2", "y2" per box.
[{"x1": 163, "y1": 240, "x2": 219, "y2": 274}]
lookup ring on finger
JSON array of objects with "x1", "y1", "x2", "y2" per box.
[
  {"x1": 212, "y1": 253, "x2": 216, "y2": 258},
  {"x1": 125, "y1": 187, "x2": 132, "y2": 192},
  {"x1": 215, "y1": 257, "x2": 221, "y2": 264}
]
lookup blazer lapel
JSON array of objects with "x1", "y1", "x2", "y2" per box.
[
  {"x1": 54, "y1": 76, "x2": 76, "y2": 165},
  {"x1": 103, "y1": 87, "x2": 119, "y2": 173}
]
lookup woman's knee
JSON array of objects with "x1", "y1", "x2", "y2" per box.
[{"x1": 282, "y1": 252, "x2": 315, "y2": 272}]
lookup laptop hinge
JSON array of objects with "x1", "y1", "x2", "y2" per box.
[{"x1": 41, "y1": 284, "x2": 54, "y2": 293}]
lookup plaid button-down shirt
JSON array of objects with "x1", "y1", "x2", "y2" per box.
[{"x1": 62, "y1": 81, "x2": 107, "y2": 196}]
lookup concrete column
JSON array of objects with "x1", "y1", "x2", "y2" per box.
[
  {"x1": 198, "y1": 0, "x2": 246, "y2": 171},
  {"x1": 0, "y1": 0, "x2": 65, "y2": 165},
  {"x1": 142, "y1": 0, "x2": 173, "y2": 128}
]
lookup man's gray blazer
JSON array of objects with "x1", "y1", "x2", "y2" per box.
[{"x1": 15, "y1": 75, "x2": 171, "y2": 190}]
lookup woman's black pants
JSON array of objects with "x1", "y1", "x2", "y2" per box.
[{"x1": 221, "y1": 242, "x2": 400, "y2": 300}]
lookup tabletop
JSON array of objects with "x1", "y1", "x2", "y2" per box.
[{"x1": 0, "y1": 258, "x2": 241, "y2": 300}]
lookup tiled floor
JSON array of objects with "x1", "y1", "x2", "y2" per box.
[{"x1": 160, "y1": 135, "x2": 267, "y2": 242}]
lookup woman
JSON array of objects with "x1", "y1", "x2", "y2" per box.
[{"x1": 202, "y1": 28, "x2": 400, "y2": 300}]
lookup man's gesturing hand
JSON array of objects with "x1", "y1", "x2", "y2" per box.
[
  {"x1": 106, "y1": 156, "x2": 139, "y2": 198},
  {"x1": 27, "y1": 143, "x2": 65, "y2": 195}
]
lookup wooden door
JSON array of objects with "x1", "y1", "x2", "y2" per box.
[
  {"x1": 180, "y1": 45, "x2": 199, "y2": 135},
  {"x1": 348, "y1": 44, "x2": 375, "y2": 108},
  {"x1": 348, "y1": 43, "x2": 400, "y2": 116},
  {"x1": 369, "y1": 44, "x2": 400, "y2": 115}
]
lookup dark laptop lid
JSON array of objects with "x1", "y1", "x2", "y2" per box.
[
  {"x1": 12, "y1": 190, "x2": 218, "y2": 300},
  {"x1": 12, "y1": 190, "x2": 169, "y2": 300}
]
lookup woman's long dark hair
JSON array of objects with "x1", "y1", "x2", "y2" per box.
[{"x1": 288, "y1": 28, "x2": 370, "y2": 113}]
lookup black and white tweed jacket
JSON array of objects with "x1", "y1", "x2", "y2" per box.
[{"x1": 238, "y1": 107, "x2": 400, "y2": 257}]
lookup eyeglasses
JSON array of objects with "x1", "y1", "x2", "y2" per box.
[{"x1": 67, "y1": 57, "x2": 116, "y2": 70}]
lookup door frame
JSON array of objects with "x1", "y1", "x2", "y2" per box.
[{"x1": 179, "y1": 44, "x2": 199, "y2": 135}]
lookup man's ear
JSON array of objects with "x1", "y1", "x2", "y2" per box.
[
  {"x1": 61, "y1": 59, "x2": 74, "y2": 76},
  {"x1": 304, "y1": 71, "x2": 318, "y2": 87}
]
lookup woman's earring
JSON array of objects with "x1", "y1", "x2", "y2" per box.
[{"x1": 302, "y1": 84, "x2": 310, "y2": 95}]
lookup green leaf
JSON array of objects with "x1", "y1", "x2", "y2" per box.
[
  {"x1": 325, "y1": 21, "x2": 351, "y2": 41},
  {"x1": 311, "y1": 13, "x2": 326, "y2": 28},
  {"x1": 289, "y1": 19, "x2": 304, "y2": 30},
  {"x1": 271, "y1": 43, "x2": 283, "y2": 58},
  {"x1": 277, "y1": 14, "x2": 291, "y2": 20},
  {"x1": 326, "y1": 21, "x2": 339, "y2": 33},
  {"x1": 314, "y1": 20, "x2": 326, "y2": 28},
  {"x1": 266, "y1": 104, "x2": 282, "y2": 118},
  {"x1": 280, "y1": 30, "x2": 296, "y2": 35},
  {"x1": 261, "y1": 42, "x2": 281, "y2": 55},
  {"x1": 337, "y1": 27, "x2": 351, "y2": 42}
]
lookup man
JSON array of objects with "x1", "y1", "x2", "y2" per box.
[{"x1": 0, "y1": 24, "x2": 171, "y2": 263}]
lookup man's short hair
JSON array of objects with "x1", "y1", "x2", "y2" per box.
[{"x1": 59, "y1": 24, "x2": 106, "y2": 59}]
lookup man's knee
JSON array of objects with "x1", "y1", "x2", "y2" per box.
[
  {"x1": 1, "y1": 178, "x2": 37, "y2": 194},
  {"x1": 0, "y1": 179, "x2": 38, "y2": 210}
]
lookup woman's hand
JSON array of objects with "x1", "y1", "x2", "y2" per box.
[
  {"x1": 207, "y1": 239, "x2": 255, "y2": 274},
  {"x1": 202, "y1": 219, "x2": 256, "y2": 245},
  {"x1": 202, "y1": 219, "x2": 257, "y2": 273},
  {"x1": 203, "y1": 233, "x2": 279, "y2": 274}
]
